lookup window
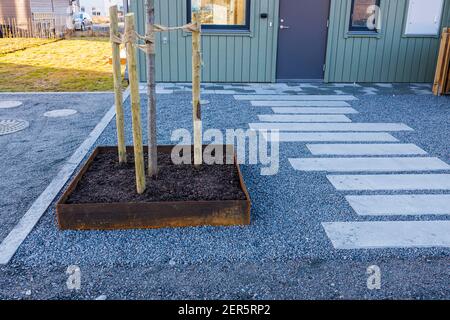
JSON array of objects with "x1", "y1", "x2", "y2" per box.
[
  {"x1": 187, "y1": 0, "x2": 250, "y2": 30},
  {"x1": 349, "y1": 0, "x2": 381, "y2": 32},
  {"x1": 405, "y1": 0, "x2": 444, "y2": 36}
]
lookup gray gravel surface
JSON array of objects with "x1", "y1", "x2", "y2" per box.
[
  {"x1": 0, "y1": 90, "x2": 449, "y2": 299},
  {"x1": 0, "y1": 93, "x2": 114, "y2": 241}
]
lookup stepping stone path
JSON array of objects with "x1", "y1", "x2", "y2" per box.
[
  {"x1": 0, "y1": 119, "x2": 29, "y2": 136},
  {"x1": 44, "y1": 109, "x2": 78, "y2": 118},
  {"x1": 257, "y1": 114, "x2": 352, "y2": 123},
  {"x1": 251, "y1": 101, "x2": 351, "y2": 107},
  {"x1": 156, "y1": 82, "x2": 434, "y2": 96},
  {"x1": 260, "y1": 132, "x2": 399, "y2": 142},
  {"x1": 0, "y1": 101, "x2": 23, "y2": 109},
  {"x1": 272, "y1": 107, "x2": 358, "y2": 114},
  {"x1": 249, "y1": 122, "x2": 413, "y2": 132},
  {"x1": 306, "y1": 143, "x2": 427, "y2": 156},
  {"x1": 289, "y1": 157, "x2": 450, "y2": 172},
  {"x1": 327, "y1": 174, "x2": 450, "y2": 191},
  {"x1": 322, "y1": 221, "x2": 450, "y2": 249},
  {"x1": 236, "y1": 95, "x2": 357, "y2": 101},
  {"x1": 242, "y1": 92, "x2": 450, "y2": 250},
  {"x1": 345, "y1": 195, "x2": 450, "y2": 216}
]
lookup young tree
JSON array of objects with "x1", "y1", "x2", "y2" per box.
[
  {"x1": 146, "y1": 0, "x2": 158, "y2": 177},
  {"x1": 145, "y1": 0, "x2": 202, "y2": 170}
]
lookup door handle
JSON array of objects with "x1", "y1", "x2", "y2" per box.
[{"x1": 280, "y1": 25, "x2": 290, "y2": 29}]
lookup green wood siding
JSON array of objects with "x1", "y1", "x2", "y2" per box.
[
  {"x1": 325, "y1": 0, "x2": 450, "y2": 83},
  {"x1": 130, "y1": 0, "x2": 279, "y2": 82}
]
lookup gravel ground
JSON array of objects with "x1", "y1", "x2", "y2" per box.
[
  {"x1": 0, "y1": 93, "x2": 114, "y2": 241},
  {"x1": 0, "y1": 88, "x2": 449, "y2": 299}
]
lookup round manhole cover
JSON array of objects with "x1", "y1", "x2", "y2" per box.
[
  {"x1": 44, "y1": 109, "x2": 78, "y2": 118},
  {"x1": 0, "y1": 101, "x2": 23, "y2": 109},
  {"x1": 0, "y1": 119, "x2": 29, "y2": 136}
]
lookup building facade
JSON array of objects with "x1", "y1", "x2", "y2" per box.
[
  {"x1": 0, "y1": 0, "x2": 73, "y2": 20},
  {"x1": 0, "y1": 0, "x2": 73, "y2": 33},
  {"x1": 79, "y1": 0, "x2": 123, "y2": 17},
  {"x1": 130, "y1": 0, "x2": 450, "y2": 83}
]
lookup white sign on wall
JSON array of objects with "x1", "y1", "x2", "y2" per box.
[{"x1": 405, "y1": 0, "x2": 444, "y2": 36}]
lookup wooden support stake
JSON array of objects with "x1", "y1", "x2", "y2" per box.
[
  {"x1": 109, "y1": 5, "x2": 127, "y2": 164},
  {"x1": 12, "y1": 18, "x2": 16, "y2": 37},
  {"x1": 192, "y1": 10, "x2": 202, "y2": 166},
  {"x1": 9, "y1": 18, "x2": 13, "y2": 38},
  {"x1": 30, "y1": 18, "x2": 34, "y2": 38},
  {"x1": 125, "y1": 13, "x2": 146, "y2": 194},
  {"x1": 146, "y1": 0, "x2": 158, "y2": 177},
  {"x1": 7, "y1": 18, "x2": 11, "y2": 38}
]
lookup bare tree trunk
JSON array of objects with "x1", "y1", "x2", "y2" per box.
[
  {"x1": 109, "y1": 5, "x2": 127, "y2": 164},
  {"x1": 146, "y1": 0, "x2": 158, "y2": 177},
  {"x1": 192, "y1": 10, "x2": 202, "y2": 166}
]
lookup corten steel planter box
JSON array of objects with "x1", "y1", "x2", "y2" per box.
[{"x1": 56, "y1": 145, "x2": 251, "y2": 230}]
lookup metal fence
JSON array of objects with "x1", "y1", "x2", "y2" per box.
[{"x1": 0, "y1": 14, "x2": 69, "y2": 39}]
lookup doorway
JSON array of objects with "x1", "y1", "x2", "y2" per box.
[{"x1": 276, "y1": 0, "x2": 331, "y2": 81}]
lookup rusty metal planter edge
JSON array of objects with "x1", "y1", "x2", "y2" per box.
[{"x1": 56, "y1": 145, "x2": 251, "y2": 230}]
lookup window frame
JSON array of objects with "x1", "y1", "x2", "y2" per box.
[
  {"x1": 186, "y1": 0, "x2": 251, "y2": 31},
  {"x1": 348, "y1": 0, "x2": 381, "y2": 33}
]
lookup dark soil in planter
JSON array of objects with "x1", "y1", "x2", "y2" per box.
[{"x1": 66, "y1": 148, "x2": 247, "y2": 204}]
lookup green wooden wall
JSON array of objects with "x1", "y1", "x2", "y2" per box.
[
  {"x1": 130, "y1": 0, "x2": 279, "y2": 82},
  {"x1": 325, "y1": 0, "x2": 450, "y2": 83}
]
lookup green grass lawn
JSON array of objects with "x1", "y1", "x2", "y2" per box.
[{"x1": 0, "y1": 37, "x2": 127, "y2": 92}]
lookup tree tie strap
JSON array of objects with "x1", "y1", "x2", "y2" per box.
[
  {"x1": 153, "y1": 23, "x2": 199, "y2": 33},
  {"x1": 123, "y1": 27, "x2": 139, "y2": 44},
  {"x1": 109, "y1": 33, "x2": 123, "y2": 45},
  {"x1": 111, "y1": 22, "x2": 200, "y2": 54}
]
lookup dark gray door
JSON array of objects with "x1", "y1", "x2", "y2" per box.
[{"x1": 276, "y1": 0, "x2": 330, "y2": 81}]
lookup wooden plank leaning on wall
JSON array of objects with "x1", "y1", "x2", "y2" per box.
[{"x1": 433, "y1": 28, "x2": 450, "y2": 95}]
